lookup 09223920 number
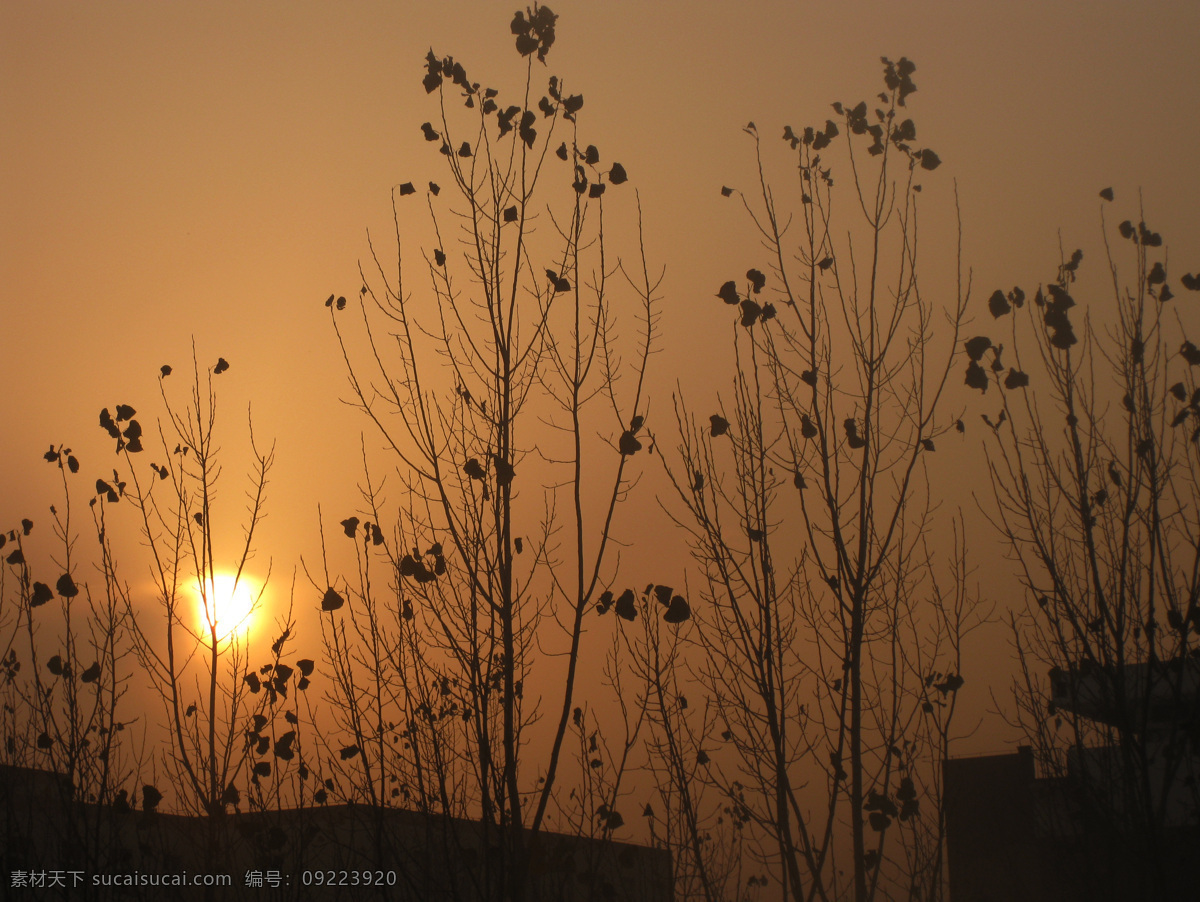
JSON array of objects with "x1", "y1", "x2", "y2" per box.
[{"x1": 301, "y1": 870, "x2": 397, "y2": 887}]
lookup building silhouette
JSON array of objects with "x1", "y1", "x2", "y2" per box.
[
  {"x1": 944, "y1": 658, "x2": 1200, "y2": 901},
  {"x1": 1, "y1": 764, "x2": 672, "y2": 902}
]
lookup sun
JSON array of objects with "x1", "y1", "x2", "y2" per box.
[{"x1": 191, "y1": 572, "x2": 258, "y2": 641}]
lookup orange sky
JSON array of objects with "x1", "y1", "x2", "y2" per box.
[{"x1": 3, "y1": 0, "x2": 1199, "y2": 754}]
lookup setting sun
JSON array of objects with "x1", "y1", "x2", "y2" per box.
[{"x1": 190, "y1": 572, "x2": 258, "y2": 641}]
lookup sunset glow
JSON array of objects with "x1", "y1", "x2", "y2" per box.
[
  {"x1": 190, "y1": 572, "x2": 257, "y2": 641},
  {"x1": 3, "y1": 2, "x2": 1198, "y2": 896}
]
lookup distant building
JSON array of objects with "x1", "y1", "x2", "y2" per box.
[
  {"x1": 944, "y1": 658, "x2": 1200, "y2": 902},
  {"x1": 1, "y1": 764, "x2": 673, "y2": 902}
]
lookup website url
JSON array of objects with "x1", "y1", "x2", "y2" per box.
[{"x1": 92, "y1": 872, "x2": 232, "y2": 887}]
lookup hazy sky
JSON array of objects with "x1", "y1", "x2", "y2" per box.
[{"x1": 3, "y1": 0, "x2": 1198, "y2": 751}]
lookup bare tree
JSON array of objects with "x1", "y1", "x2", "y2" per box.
[
  {"x1": 615, "y1": 585, "x2": 750, "y2": 902},
  {"x1": 643, "y1": 59, "x2": 980, "y2": 902},
  {"x1": 101, "y1": 355, "x2": 303, "y2": 868},
  {"x1": 1, "y1": 444, "x2": 140, "y2": 884},
  {"x1": 973, "y1": 196, "x2": 1200, "y2": 900},
  {"x1": 315, "y1": 6, "x2": 657, "y2": 899},
  {"x1": 0, "y1": 353, "x2": 314, "y2": 902}
]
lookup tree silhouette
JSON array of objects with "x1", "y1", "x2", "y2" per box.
[
  {"x1": 94, "y1": 352, "x2": 310, "y2": 889},
  {"x1": 317, "y1": 5, "x2": 657, "y2": 898},
  {"x1": 648, "y1": 58, "x2": 981, "y2": 902},
  {"x1": 1, "y1": 447, "x2": 139, "y2": 885},
  {"x1": 971, "y1": 192, "x2": 1200, "y2": 900},
  {"x1": 1, "y1": 353, "x2": 305, "y2": 894}
]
